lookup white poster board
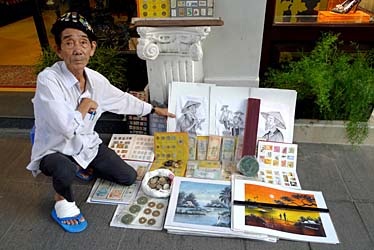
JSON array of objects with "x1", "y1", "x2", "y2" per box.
[
  {"x1": 168, "y1": 82, "x2": 215, "y2": 135},
  {"x1": 168, "y1": 82, "x2": 297, "y2": 143},
  {"x1": 209, "y1": 86, "x2": 250, "y2": 136}
]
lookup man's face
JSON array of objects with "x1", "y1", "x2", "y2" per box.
[
  {"x1": 56, "y1": 28, "x2": 96, "y2": 73},
  {"x1": 233, "y1": 116, "x2": 240, "y2": 123},
  {"x1": 185, "y1": 105, "x2": 197, "y2": 119},
  {"x1": 265, "y1": 116, "x2": 276, "y2": 130},
  {"x1": 189, "y1": 105, "x2": 197, "y2": 113}
]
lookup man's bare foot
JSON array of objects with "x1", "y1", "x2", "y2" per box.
[
  {"x1": 76, "y1": 166, "x2": 94, "y2": 181},
  {"x1": 54, "y1": 194, "x2": 85, "y2": 225}
]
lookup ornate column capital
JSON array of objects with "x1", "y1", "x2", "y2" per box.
[{"x1": 136, "y1": 26, "x2": 211, "y2": 61}]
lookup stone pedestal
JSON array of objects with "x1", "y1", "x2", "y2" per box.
[
  {"x1": 137, "y1": 26, "x2": 210, "y2": 105},
  {"x1": 133, "y1": 18, "x2": 223, "y2": 106}
]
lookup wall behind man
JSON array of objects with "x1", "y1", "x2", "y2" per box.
[{"x1": 203, "y1": 0, "x2": 267, "y2": 87}]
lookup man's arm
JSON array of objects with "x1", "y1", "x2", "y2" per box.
[{"x1": 152, "y1": 106, "x2": 175, "y2": 118}]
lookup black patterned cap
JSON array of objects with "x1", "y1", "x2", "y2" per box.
[{"x1": 51, "y1": 12, "x2": 97, "y2": 41}]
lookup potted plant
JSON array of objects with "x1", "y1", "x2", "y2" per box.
[
  {"x1": 262, "y1": 32, "x2": 374, "y2": 144},
  {"x1": 35, "y1": 45, "x2": 128, "y2": 91}
]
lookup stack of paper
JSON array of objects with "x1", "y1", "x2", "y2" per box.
[
  {"x1": 164, "y1": 177, "x2": 277, "y2": 242},
  {"x1": 231, "y1": 175, "x2": 339, "y2": 244},
  {"x1": 167, "y1": 82, "x2": 297, "y2": 143},
  {"x1": 87, "y1": 160, "x2": 151, "y2": 205},
  {"x1": 87, "y1": 134, "x2": 155, "y2": 205}
]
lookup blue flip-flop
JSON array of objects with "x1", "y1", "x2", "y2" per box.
[
  {"x1": 51, "y1": 209, "x2": 88, "y2": 233},
  {"x1": 75, "y1": 169, "x2": 94, "y2": 181}
]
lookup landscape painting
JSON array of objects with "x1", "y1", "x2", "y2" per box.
[
  {"x1": 244, "y1": 183, "x2": 326, "y2": 237},
  {"x1": 173, "y1": 181, "x2": 231, "y2": 227},
  {"x1": 164, "y1": 177, "x2": 279, "y2": 241},
  {"x1": 232, "y1": 178, "x2": 339, "y2": 244}
]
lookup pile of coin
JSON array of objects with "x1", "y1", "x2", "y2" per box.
[{"x1": 147, "y1": 176, "x2": 171, "y2": 190}]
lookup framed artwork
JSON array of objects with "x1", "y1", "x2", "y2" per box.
[
  {"x1": 137, "y1": 0, "x2": 170, "y2": 18},
  {"x1": 231, "y1": 177, "x2": 339, "y2": 244},
  {"x1": 170, "y1": 0, "x2": 215, "y2": 17}
]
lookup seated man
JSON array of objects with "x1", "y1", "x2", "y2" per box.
[{"x1": 26, "y1": 12, "x2": 175, "y2": 233}]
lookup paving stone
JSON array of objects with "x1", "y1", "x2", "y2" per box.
[
  {"x1": 297, "y1": 143, "x2": 350, "y2": 201},
  {"x1": 246, "y1": 239, "x2": 309, "y2": 250},
  {"x1": 310, "y1": 201, "x2": 372, "y2": 250},
  {"x1": 355, "y1": 202, "x2": 374, "y2": 243},
  {"x1": 327, "y1": 145, "x2": 374, "y2": 202},
  {"x1": 0, "y1": 135, "x2": 374, "y2": 250}
]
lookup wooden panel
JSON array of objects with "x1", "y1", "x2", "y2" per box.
[
  {"x1": 242, "y1": 98, "x2": 260, "y2": 157},
  {"x1": 132, "y1": 17, "x2": 224, "y2": 27}
]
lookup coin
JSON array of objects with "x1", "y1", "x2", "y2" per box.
[
  {"x1": 152, "y1": 210, "x2": 160, "y2": 217},
  {"x1": 129, "y1": 204, "x2": 141, "y2": 213},
  {"x1": 143, "y1": 208, "x2": 152, "y2": 214},
  {"x1": 139, "y1": 217, "x2": 147, "y2": 224},
  {"x1": 147, "y1": 218, "x2": 156, "y2": 225},
  {"x1": 156, "y1": 203, "x2": 165, "y2": 209},
  {"x1": 121, "y1": 213, "x2": 134, "y2": 224},
  {"x1": 137, "y1": 196, "x2": 148, "y2": 205},
  {"x1": 148, "y1": 201, "x2": 156, "y2": 208}
]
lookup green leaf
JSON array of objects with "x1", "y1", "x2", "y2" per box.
[{"x1": 262, "y1": 32, "x2": 374, "y2": 144}]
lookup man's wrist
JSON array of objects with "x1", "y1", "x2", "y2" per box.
[{"x1": 151, "y1": 106, "x2": 156, "y2": 114}]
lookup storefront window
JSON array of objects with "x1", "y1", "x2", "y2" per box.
[{"x1": 274, "y1": 0, "x2": 373, "y2": 24}]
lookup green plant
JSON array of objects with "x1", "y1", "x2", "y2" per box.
[
  {"x1": 88, "y1": 45, "x2": 128, "y2": 91},
  {"x1": 35, "y1": 45, "x2": 128, "y2": 91},
  {"x1": 34, "y1": 46, "x2": 60, "y2": 75},
  {"x1": 263, "y1": 33, "x2": 374, "y2": 144}
]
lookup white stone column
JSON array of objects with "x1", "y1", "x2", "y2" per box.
[{"x1": 136, "y1": 26, "x2": 211, "y2": 106}]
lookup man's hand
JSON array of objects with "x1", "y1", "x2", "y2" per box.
[
  {"x1": 78, "y1": 98, "x2": 98, "y2": 119},
  {"x1": 154, "y1": 107, "x2": 176, "y2": 118}
]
